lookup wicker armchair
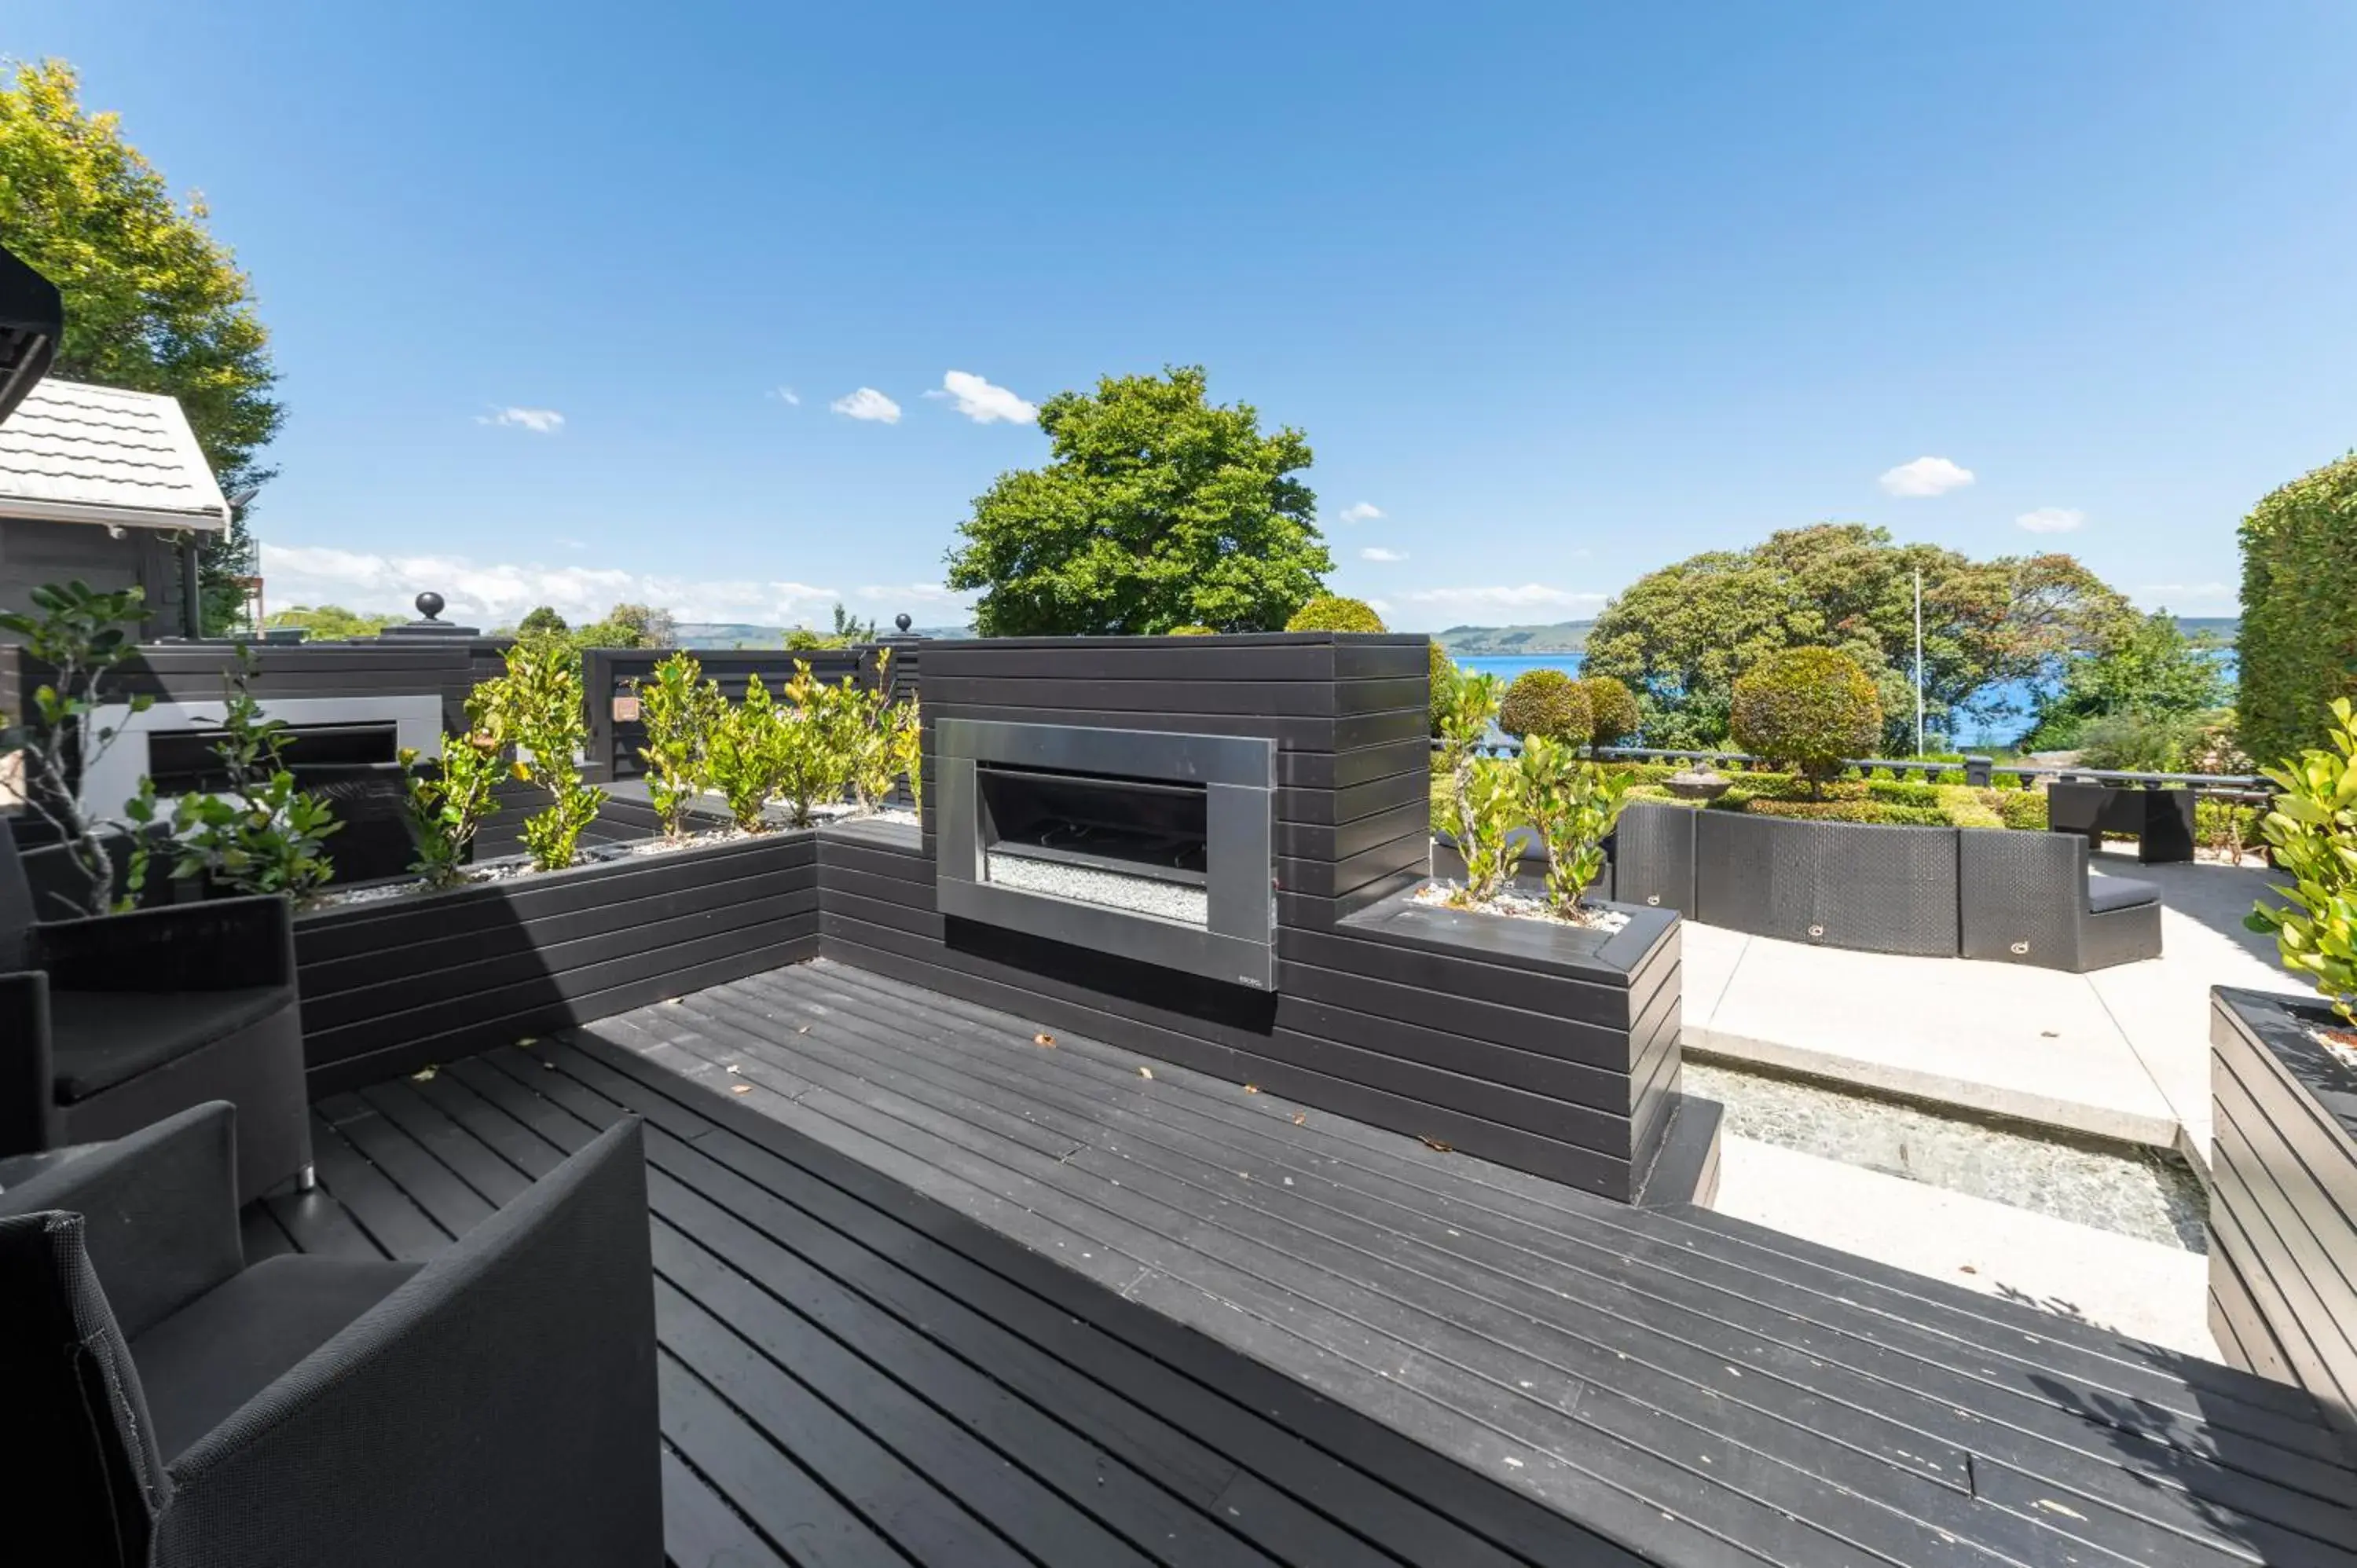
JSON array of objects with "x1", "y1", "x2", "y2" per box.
[
  {"x1": 0, "y1": 1101, "x2": 662, "y2": 1567},
  {"x1": 1958, "y1": 829, "x2": 2162, "y2": 972}
]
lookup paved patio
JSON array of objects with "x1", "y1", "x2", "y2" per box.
[{"x1": 1681, "y1": 855, "x2": 2304, "y2": 1166}]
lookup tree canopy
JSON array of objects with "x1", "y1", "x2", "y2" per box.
[
  {"x1": 1580, "y1": 523, "x2": 2135, "y2": 751},
  {"x1": 0, "y1": 60, "x2": 284, "y2": 634},
  {"x1": 265, "y1": 604, "x2": 401, "y2": 640},
  {"x1": 944, "y1": 366, "x2": 1331, "y2": 636},
  {"x1": 2022, "y1": 609, "x2": 2228, "y2": 749}
]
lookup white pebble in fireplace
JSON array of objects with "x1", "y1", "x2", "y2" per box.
[{"x1": 984, "y1": 851, "x2": 1211, "y2": 926}]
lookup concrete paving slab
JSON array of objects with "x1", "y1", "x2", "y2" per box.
[{"x1": 1711, "y1": 1134, "x2": 2217, "y2": 1360}]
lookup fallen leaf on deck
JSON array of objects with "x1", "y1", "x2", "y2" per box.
[
  {"x1": 1292, "y1": 1113, "x2": 1307, "y2": 1126},
  {"x1": 1138, "y1": 1066, "x2": 1154, "y2": 1079},
  {"x1": 411, "y1": 1066, "x2": 438, "y2": 1082},
  {"x1": 731, "y1": 1083, "x2": 752, "y2": 1094},
  {"x1": 725, "y1": 1064, "x2": 742, "y2": 1075},
  {"x1": 796, "y1": 1025, "x2": 810, "y2": 1035},
  {"x1": 1959, "y1": 1264, "x2": 1978, "y2": 1274},
  {"x1": 1417, "y1": 1134, "x2": 1453, "y2": 1153},
  {"x1": 1034, "y1": 1033, "x2": 1056, "y2": 1046},
  {"x1": 1244, "y1": 1083, "x2": 1259, "y2": 1094},
  {"x1": 515, "y1": 1037, "x2": 537, "y2": 1046},
  {"x1": 664, "y1": 997, "x2": 683, "y2": 1006}
]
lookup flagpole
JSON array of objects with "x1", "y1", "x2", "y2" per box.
[{"x1": 1913, "y1": 567, "x2": 1925, "y2": 757}]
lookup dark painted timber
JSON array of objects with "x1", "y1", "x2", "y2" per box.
[
  {"x1": 270, "y1": 1037, "x2": 1643, "y2": 1567},
  {"x1": 532, "y1": 962, "x2": 2357, "y2": 1567},
  {"x1": 294, "y1": 830, "x2": 819, "y2": 1094},
  {"x1": 2209, "y1": 985, "x2": 2357, "y2": 1457},
  {"x1": 583, "y1": 644, "x2": 875, "y2": 783}
]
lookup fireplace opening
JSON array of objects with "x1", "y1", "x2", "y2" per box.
[{"x1": 977, "y1": 764, "x2": 1210, "y2": 925}]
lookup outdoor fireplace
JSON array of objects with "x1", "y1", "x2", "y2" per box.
[{"x1": 936, "y1": 717, "x2": 1276, "y2": 990}]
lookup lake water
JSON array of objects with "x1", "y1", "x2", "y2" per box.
[{"x1": 1451, "y1": 652, "x2": 2238, "y2": 750}]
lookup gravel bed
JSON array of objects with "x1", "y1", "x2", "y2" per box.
[
  {"x1": 1684, "y1": 1058, "x2": 2209, "y2": 1252},
  {"x1": 986, "y1": 852, "x2": 1209, "y2": 925},
  {"x1": 1413, "y1": 881, "x2": 1631, "y2": 933}
]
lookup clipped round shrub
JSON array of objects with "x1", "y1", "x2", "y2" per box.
[
  {"x1": 1166, "y1": 625, "x2": 1217, "y2": 636},
  {"x1": 1578, "y1": 676, "x2": 1640, "y2": 748},
  {"x1": 1497, "y1": 668, "x2": 1592, "y2": 743},
  {"x1": 1729, "y1": 648, "x2": 1881, "y2": 784},
  {"x1": 1284, "y1": 595, "x2": 1386, "y2": 633}
]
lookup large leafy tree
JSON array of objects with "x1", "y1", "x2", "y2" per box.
[
  {"x1": 0, "y1": 60, "x2": 284, "y2": 634},
  {"x1": 2022, "y1": 609, "x2": 2228, "y2": 749},
  {"x1": 944, "y1": 366, "x2": 1331, "y2": 635},
  {"x1": 1582, "y1": 523, "x2": 2134, "y2": 751}
]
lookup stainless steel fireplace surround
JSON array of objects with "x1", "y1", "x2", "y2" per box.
[{"x1": 936, "y1": 718, "x2": 1277, "y2": 990}]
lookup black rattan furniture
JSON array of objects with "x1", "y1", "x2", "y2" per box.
[
  {"x1": 2047, "y1": 781, "x2": 2197, "y2": 864},
  {"x1": 0, "y1": 1101, "x2": 661, "y2": 1568},
  {"x1": 1958, "y1": 828, "x2": 2162, "y2": 972},
  {"x1": 1604, "y1": 800, "x2": 1698, "y2": 911},
  {"x1": 2, "y1": 817, "x2": 310, "y2": 1199},
  {"x1": 1692, "y1": 812, "x2": 1962, "y2": 957}
]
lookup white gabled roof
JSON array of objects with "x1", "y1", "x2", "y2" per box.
[{"x1": 0, "y1": 377, "x2": 229, "y2": 531}]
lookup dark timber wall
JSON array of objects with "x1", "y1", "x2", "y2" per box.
[
  {"x1": 583, "y1": 646, "x2": 873, "y2": 783},
  {"x1": 2208, "y1": 985, "x2": 2357, "y2": 1453},
  {"x1": 827, "y1": 632, "x2": 1700, "y2": 1203},
  {"x1": 295, "y1": 831, "x2": 818, "y2": 1094}
]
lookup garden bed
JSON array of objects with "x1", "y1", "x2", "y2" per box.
[
  {"x1": 295, "y1": 827, "x2": 819, "y2": 1093},
  {"x1": 2207, "y1": 985, "x2": 2357, "y2": 1444}
]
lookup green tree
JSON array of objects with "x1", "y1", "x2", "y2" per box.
[
  {"x1": 2238, "y1": 452, "x2": 2357, "y2": 769},
  {"x1": 266, "y1": 604, "x2": 401, "y2": 640},
  {"x1": 515, "y1": 605, "x2": 570, "y2": 639},
  {"x1": 607, "y1": 603, "x2": 677, "y2": 647},
  {"x1": 1730, "y1": 647, "x2": 1884, "y2": 791},
  {"x1": 2022, "y1": 610, "x2": 2228, "y2": 749},
  {"x1": 1582, "y1": 523, "x2": 2132, "y2": 751},
  {"x1": 0, "y1": 60, "x2": 284, "y2": 634},
  {"x1": 944, "y1": 366, "x2": 1331, "y2": 635}
]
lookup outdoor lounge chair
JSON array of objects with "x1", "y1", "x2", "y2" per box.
[
  {"x1": 2, "y1": 816, "x2": 311, "y2": 1200},
  {"x1": 1957, "y1": 827, "x2": 2163, "y2": 972},
  {"x1": 0, "y1": 1101, "x2": 662, "y2": 1568}
]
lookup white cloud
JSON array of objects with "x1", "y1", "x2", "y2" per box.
[
  {"x1": 925, "y1": 370, "x2": 1037, "y2": 425},
  {"x1": 769, "y1": 387, "x2": 801, "y2": 406},
  {"x1": 2014, "y1": 507, "x2": 2085, "y2": 534},
  {"x1": 1365, "y1": 597, "x2": 1394, "y2": 617},
  {"x1": 259, "y1": 543, "x2": 838, "y2": 627},
  {"x1": 1400, "y1": 584, "x2": 1608, "y2": 612},
  {"x1": 1337, "y1": 502, "x2": 1384, "y2": 523},
  {"x1": 1360, "y1": 547, "x2": 1408, "y2": 562},
  {"x1": 856, "y1": 581, "x2": 970, "y2": 606},
  {"x1": 477, "y1": 406, "x2": 565, "y2": 434},
  {"x1": 830, "y1": 387, "x2": 902, "y2": 423},
  {"x1": 1878, "y1": 456, "x2": 1974, "y2": 497},
  {"x1": 554, "y1": 537, "x2": 585, "y2": 550}
]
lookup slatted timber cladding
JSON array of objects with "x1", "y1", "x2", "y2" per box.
[{"x1": 2208, "y1": 986, "x2": 2357, "y2": 1454}]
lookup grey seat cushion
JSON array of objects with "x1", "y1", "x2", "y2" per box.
[
  {"x1": 2088, "y1": 877, "x2": 2158, "y2": 915},
  {"x1": 129, "y1": 1254, "x2": 420, "y2": 1463},
  {"x1": 46, "y1": 988, "x2": 291, "y2": 1103}
]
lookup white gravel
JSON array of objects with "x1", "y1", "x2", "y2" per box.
[
  {"x1": 1413, "y1": 880, "x2": 1630, "y2": 933},
  {"x1": 986, "y1": 852, "x2": 1209, "y2": 925}
]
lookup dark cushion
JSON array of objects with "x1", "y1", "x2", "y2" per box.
[
  {"x1": 130, "y1": 1254, "x2": 420, "y2": 1463},
  {"x1": 2088, "y1": 877, "x2": 2158, "y2": 915},
  {"x1": 46, "y1": 988, "x2": 291, "y2": 1104}
]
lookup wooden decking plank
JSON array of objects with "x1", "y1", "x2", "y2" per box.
[
  {"x1": 238, "y1": 1197, "x2": 295, "y2": 1262},
  {"x1": 561, "y1": 1027, "x2": 1643, "y2": 1568},
  {"x1": 261, "y1": 1185, "x2": 384, "y2": 1261},
  {"x1": 557, "y1": 1033, "x2": 1849, "y2": 1567},
  {"x1": 356, "y1": 1078, "x2": 537, "y2": 1206},
  {"x1": 658, "y1": 1445, "x2": 790, "y2": 1568},
  {"x1": 302, "y1": 1105, "x2": 452, "y2": 1261},
  {"x1": 652, "y1": 1214, "x2": 1187, "y2": 1568},
  {"x1": 656, "y1": 1350, "x2": 909, "y2": 1568},
  {"x1": 815, "y1": 962, "x2": 2334, "y2": 1458},
  {"x1": 406, "y1": 1067, "x2": 570, "y2": 1179},
  {"x1": 314, "y1": 1089, "x2": 500, "y2": 1240},
  {"x1": 654, "y1": 1274, "x2": 1046, "y2": 1568}
]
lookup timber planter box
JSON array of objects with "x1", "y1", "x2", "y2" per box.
[
  {"x1": 295, "y1": 830, "x2": 819, "y2": 1094},
  {"x1": 2207, "y1": 984, "x2": 2357, "y2": 1449}
]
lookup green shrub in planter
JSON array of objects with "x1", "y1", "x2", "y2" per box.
[
  {"x1": 1168, "y1": 625, "x2": 1217, "y2": 636},
  {"x1": 1864, "y1": 778, "x2": 1941, "y2": 808},
  {"x1": 1935, "y1": 785, "x2": 2005, "y2": 829},
  {"x1": 1744, "y1": 798, "x2": 1949, "y2": 827},
  {"x1": 636, "y1": 652, "x2": 726, "y2": 837},
  {"x1": 1995, "y1": 789, "x2": 2049, "y2": 830},
  {"x1": 1578, "y1": 676, "x2": 1640, "y2": 749},
  {"x1": 1284, "y1": 595, "x2": 1386, "y2": 633},
  {"x1": 1729, "y1": 648, "x2": 1881, "y2": 791},
  {"x1": 475, "y1": 637, "x2": 608, "y2": 870},
  {"x1": 1497, "y1": 668, "x2": 1592, "y2": 744},
  {"x1": 1512, "y1": 735, "x2": 1630, "y2": 913},
  {"x1": 2246, "y1": 697, "x2": 2357, "y2": 1025}
]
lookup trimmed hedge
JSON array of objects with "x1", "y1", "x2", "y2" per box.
[
  {"x1": 1995, "y1": 789, "x2": 2048, "y2": 830},
  {"x1": 1284, "y1": 594, "x2": 1387, "y2": 633},
  {"x1": 1730, "y1": 648, "x2": 1882, "y2": 782},
  {"x1": 2238, "y1": 451, "x2": 2357, "y2": 769},
  {"x1": 1580, "y1": 676, "x2": 1641, "y2": 747},
  {"x1": 1740, "y1": 798, "x2": 1949, "y2": 826},
  {"x1": 1498, "y1": 668, "x2": 1592, "y2": 742},
  {"x1": 1168, "y1": 624, "x2": 1217, "y2": 636}
]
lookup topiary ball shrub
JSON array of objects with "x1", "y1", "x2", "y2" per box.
[
  {"x1": 1166, "y1": 625, "x2": 1217, "y2": 636},
  {"x1": 1578, "y1": 676, "x2": 1640, "y2": 749},
  {"x1": 1285, "y1": 595, "x2": 1387, "y2": 633},
  {"x1": 1497, "y1": 668, "x2": 1593, "y2": 743},
  {"x1": 1729, "y1": 647, "x2": 1881, "y2": 789}
]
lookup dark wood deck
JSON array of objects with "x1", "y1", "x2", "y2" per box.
[{"x1": 258, "y1": 956, "x2": 2357, "y2": 1567}]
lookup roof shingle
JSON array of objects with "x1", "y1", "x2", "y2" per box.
[{"x1": 0, "y1": 378, "x2": 227, "y2": 529}]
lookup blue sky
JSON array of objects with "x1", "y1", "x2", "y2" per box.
[{"x1": 11, "y1": 2, "x2": 2355, "y2": 631}]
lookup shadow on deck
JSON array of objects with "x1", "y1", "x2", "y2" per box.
[{"x1": 258, "y1": 957, "x2": 2357, "y2": 1568}]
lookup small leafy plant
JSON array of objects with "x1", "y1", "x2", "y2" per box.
[
  {"x1": 0, "y1": 581, "x2": 156, "y2": 915},
  {"x1": 2246, "y1": 697, "x2": 2357, "y2": 1029},
  {"x1": 776, "y1": 660, "x2": 863, "y2": 826},
  {"x1": 848, "y1": 650, "x2": 915, "y2": 813},
  {"x1": 1433, "y1": 665, "x2": 1503, "y2": 867},
  {"x1": 401, "y1": 728, "x2": 504, "y2": 888},
  {"x1": 1730, "y1": 647, "x2": 1882, "y2": 795},
  {"x1": 894, "y1": 697, "x2": 923, "y2": 814},
  {"x1": 1512, "y1": 735, "x2": 1629, "y2": 914},
  {"x1": 124, "y1": 647, "x2": 343, "y2": 903},
  {"x1": 475, "y1": 638, "x2": 607, "y2": 870},
  {"x1": 1455, "y1": 760, "x2": 1524, "y2": 903},
  {"x1": 706, "y1": 675, "x2": 785, "y2": 831},
  {"x1": 636, "y1": 652, "x2": 725, "y2": 837}
]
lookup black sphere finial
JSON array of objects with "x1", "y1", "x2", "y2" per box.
[
  {"x1": 416, "y1": 592, "x2": 446, "y2": 622},
  {"x1": 895, "y1": 612, "x2": 913, "y2": 633}
]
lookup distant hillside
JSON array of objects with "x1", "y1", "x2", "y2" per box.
[
  {"x1": 2176, "y1": 616, "x2": 2238, "y2": 644},
  {"x1": 1435, "y1": 620, "x2": 1595, "y2": 657},
  {"x1": 669, "y1": 621, "x2": 971, "y2": 648}
]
